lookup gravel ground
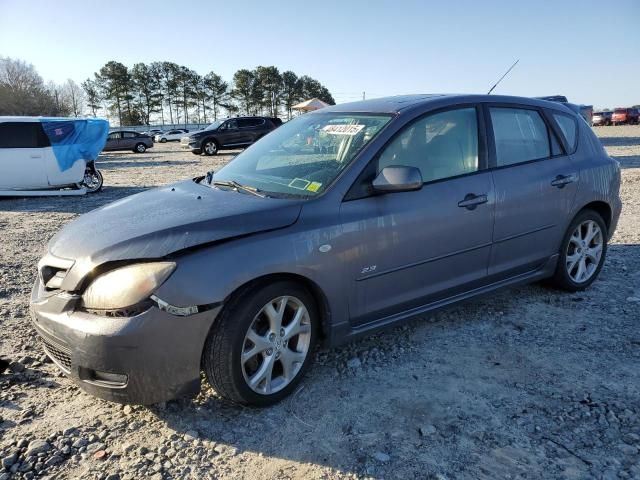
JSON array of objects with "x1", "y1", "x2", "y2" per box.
[{"x1": 0, "y1": 127, "x2": 639, "y2": 480}]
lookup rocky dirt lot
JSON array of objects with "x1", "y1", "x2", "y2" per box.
[{"x1": 0, "y1": 127, "x2": 639, "y2": 480}]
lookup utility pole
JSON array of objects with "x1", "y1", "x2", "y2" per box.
[{"x1": 362, "y1": 91, "x2": 366, "y2": 100}]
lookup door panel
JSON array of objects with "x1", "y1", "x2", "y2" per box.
[
  {"x1": 0, "y1": 147, "x2": 48, "y2": 189},
  {"x1": 0, "y1": 122, "x2": 49, "y2": 189},
  {"x1": 486, "y1": 105, "x2": 579, "y2": 277},
  {"x1": 490, "y1": 158, "x2": 578, "y2": 276},
  {"x1": 103, "y1": 132, "x2": 122, "y2": 151},
  {"x1": 218, "y1": 119, "x2": 242, "y2": 146},
  {"x1": 340, "y1": 106, "x2": 493, "y2": 326},
  {"x1": 341, "y1": 173, "x2": 494, "y2": 325}
]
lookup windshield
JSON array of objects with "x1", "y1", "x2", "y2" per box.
[
  {"x1": 205, "y1": 120, "x2": 225, "y2": 131},
  {"x1": 209, "y1": 113, "x2": 392, "y2": 197}
]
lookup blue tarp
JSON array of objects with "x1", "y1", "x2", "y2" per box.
[{"x1": 41, "y1": 118, "x2": 109, "y2": 172}]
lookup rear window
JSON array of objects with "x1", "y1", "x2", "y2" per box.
[
  {"x1": 552, "y1": 113, "x2": 578, "y2": 153},
  {"x1": 489, "y1": 108, "x2": 551, "y2": 166},
  {"x1": 614, "y1": 109, "x2": 626, "y2": 114},
  {"x1": 0, "y1": 122, "x2": 50, "y2": 148}
]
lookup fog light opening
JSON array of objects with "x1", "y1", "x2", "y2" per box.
[{"x1": 82, "y1": 368, "x2": 128, "y2": 388}]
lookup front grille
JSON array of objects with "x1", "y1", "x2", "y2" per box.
[{"x1": 40, "y1": 337, "x2": 72, "y2": 373}]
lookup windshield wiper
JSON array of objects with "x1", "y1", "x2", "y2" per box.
[{"x1": 210, "y1": 179, "x2": 267, "y2": 198}]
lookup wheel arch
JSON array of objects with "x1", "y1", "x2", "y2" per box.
[
  {"x1": 212, "y1": 272, "x2": 332, "y2": 343},
  {"x1": 576, "y1": 200, "x2": 612, "y2": 232}
]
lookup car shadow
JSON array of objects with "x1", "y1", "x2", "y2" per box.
[
  {"x1": 0, "y1": 186, "x2": 148, "y2": 214},
  {"x1": 98, "y1": 160, "x2": 200, "y2": 169},
  {"x1": 598, "y1": 136, "x2": 640, "y2": 147},
  {"x1": 612, "y1": 154, "x2": 640, "y2": 169}
]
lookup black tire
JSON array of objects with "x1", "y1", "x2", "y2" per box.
[
  {"x1": 548, "y1": 209, "x2": 608, "y2": 292},
  {"x1": 83, "y1": 169, "x2": 103, "y2": 194},
  {"x1": 191, "y1": 149, "x2": 202, "y2": 155},
  {"x1": 160, "y1": 138, "x2": 167, "y2": 143},
  {"x1": 202, "y1": 139, "x2": 218, "y2": 156},
  {"x1": 134, "y1": 143, "x2": 146, "y2": 153},
  {"x1": 203, "y1": 280, "x2": 319, "y2": 406}
]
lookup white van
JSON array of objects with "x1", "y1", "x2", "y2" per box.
[{"x1": 0, "y1": 117, "x2": 108, "y2": 196}]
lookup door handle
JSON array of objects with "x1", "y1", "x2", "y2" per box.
[
  {"x1": 458, "y1": 193, "x2": 488, "y2": 210},
  {"x1": 551, "y1": 174, "x2": 577, "y2": 188},
  {"x1": 30, "y1": 155, "x2": 42, "y2": 159}
]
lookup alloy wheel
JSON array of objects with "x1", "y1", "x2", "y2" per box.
[
  {"x1": 565, "y1": 220, "x2": 603, "y2": 283},
  {"x1": 241, "y1": 296, "x2": 312, "y2": 395},
  {"x1": 204, "y1": 141, "x2": 217, "y2": 155}
]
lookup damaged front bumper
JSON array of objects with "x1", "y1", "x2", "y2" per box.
[{"x1": 30, "y1": 275, "x2": 221, "y2": 405}]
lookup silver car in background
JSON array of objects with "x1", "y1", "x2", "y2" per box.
[{"x1": 31, "y1": 94, "x2": 621, "y2": 406}]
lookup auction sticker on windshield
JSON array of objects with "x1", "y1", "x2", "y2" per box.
[{"x1": 322, "y1": 124, "x2": 365, "y2": 135}]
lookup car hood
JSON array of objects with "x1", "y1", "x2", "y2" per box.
[{"x1": 49, "y1": 179, "x2": 302, "y2": 276}]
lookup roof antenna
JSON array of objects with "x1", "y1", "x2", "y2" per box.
[{"x1": 487, "y1": 59, "x2": 519, "y2": 95}]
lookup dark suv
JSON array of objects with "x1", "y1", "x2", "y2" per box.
[{"x1": 182, "y1": 117, "x2": 282, "y2": 156}]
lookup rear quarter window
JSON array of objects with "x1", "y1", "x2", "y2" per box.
[{"x1": 552, "y1": 113, "x2": 578, "y2": 153}]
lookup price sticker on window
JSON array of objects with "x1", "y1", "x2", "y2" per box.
[{"x1": 322, "y1": 124, "x2": 365, "y2": 135}]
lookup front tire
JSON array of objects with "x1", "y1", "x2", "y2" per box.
[
  {"x1": 203, "y1": 281, "x2": 319, "y2": 406},
  {"x1": 203, "y1": 139, "x2": 218, "y2": 156},
  {"x1": 549, "y1": 210, "x2": 607, "y2": 292},
  {"x1": 160, "y1": 138, "x2": 167, "y2": 143}
]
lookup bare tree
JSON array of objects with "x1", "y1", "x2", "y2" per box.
[
  {"x1": 62, "y1": 79, "x2": 85, "y2": 116},
  {"x1": 0, "y1": 56, "x2": 62, "y2": 115}
]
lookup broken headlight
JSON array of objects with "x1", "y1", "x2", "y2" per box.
[{"x1": 82, "y1": 262, "x2": 176, "y2": 310}]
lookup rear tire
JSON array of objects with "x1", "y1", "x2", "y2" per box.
[
  {"x1": 203, "y1": 280, "x2": 319, "y2": 406},
  {"x1": 134, "y1": 143, "x2": 146, "y2": 153},
  {"x1": 83, "y1": 169, "x2": 103, "y2": 194},
  {"x1": 548, "y1": 210, "x2": 607, "y2": 292}
]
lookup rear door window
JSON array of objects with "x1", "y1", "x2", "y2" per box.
[
  {"x1": 552, "y1": 113, "x2": 578, "y2": 153},
  {"x1": 0, "y1": 122, "x2": 50, "y2": 148},
  {"x1": 489, "y1": 108, "x2": 550, "y2": 166},
  {"x1": 122, "y1": 132, "x2": 138, "y2": 138}
]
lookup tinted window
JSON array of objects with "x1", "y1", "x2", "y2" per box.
[
  {"x1": 378, "y1": 108, "x2": 479, "y2": 183},
  {"x1": 0, "y1": 122, "x2": 50, "y2": 148},
  {"x1": 223, "y1": 119, "x2": 238, "y2": 130},
  {"x1": 553, "y1": 113, "x2": 578, "y2": 152},
  {"x1": 490, "y1": 108, "x2": 550, "y2": 166},
  {"x1": 122, "y1": 132, "x2": 138, "y2": 138},
  {"x1": 107, "y1": 132, "x2": 120, "y2": 140},
  {"x1": 237, "y1": 119, "x2": 252, "y2": 128}
]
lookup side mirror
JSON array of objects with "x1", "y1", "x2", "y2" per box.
[{"x1": 372, "y1": 166, "x2": 423, "y2": 193}]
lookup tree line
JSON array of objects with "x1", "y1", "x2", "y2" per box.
[
  {"x1": 0, "y1": 56, "x2": 335, "y2": 126},
  {"x1": 0, "y1": 57, "x2": 85, "y2": 117},
  {"x1": 84, "y1": 61, "x2": 334, "y2": 126}
]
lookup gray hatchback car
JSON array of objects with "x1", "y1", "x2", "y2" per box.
[{"x1": 31, "y1": 94, "x2": 621, "y2": 406}]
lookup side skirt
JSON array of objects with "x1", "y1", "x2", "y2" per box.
[{"x1": 332, "y1": 254, "x2": 559, "y2": 346}]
